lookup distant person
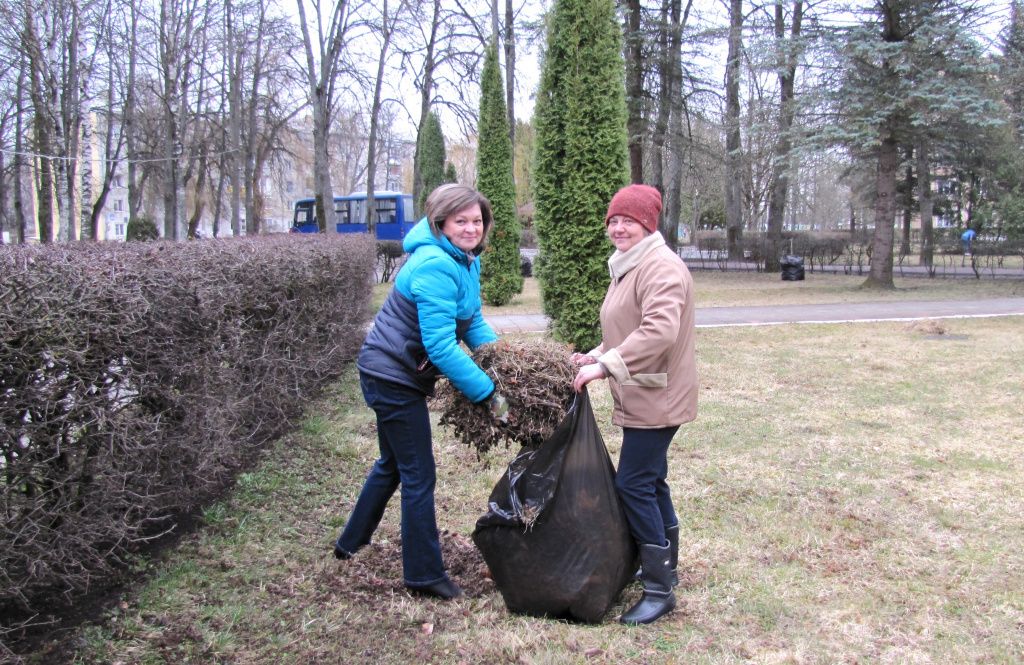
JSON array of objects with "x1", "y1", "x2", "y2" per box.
[
  {"x1": 961, "y1": 227, "x2": 976, "y2": 255},
  {"x1": 333, "y1": 183, "x2": 509, "y2": 601},
  {"x1": 571, "y1": 184, "x2": 697, "y2": 625}
]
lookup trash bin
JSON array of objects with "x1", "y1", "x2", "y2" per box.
[{"x1": 781, "y1": 254, "x2": 805, "y2": 281}]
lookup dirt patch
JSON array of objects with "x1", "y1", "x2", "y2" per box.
[
  {"x1": 330, "y1": 530, "x2": 494, "y2": 599},
  {"x1": 0, "y1": 507, "x2": 212, "y2": 663},
  {"x1": 904, "y1": 319, "x2": 947, "y2": 335}
]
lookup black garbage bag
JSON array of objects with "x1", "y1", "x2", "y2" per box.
[
  {"x1": 472, "y1": 389, "x2": 637, "y2": 623},
  {"x1": 781, "y1": 254, "x2": 805, "y2": 281}
]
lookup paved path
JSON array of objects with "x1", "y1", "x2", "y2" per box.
[
  {"x1": 484, "y1": 297, "x2": 1024, "y2": 333},
  {"x1": 682, "y1": 258, "x2": 1024, "y2": 280}
]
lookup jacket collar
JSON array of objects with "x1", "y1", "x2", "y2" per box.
[
  {"x1": 608, "y1": 231, "x2": 665, "y2": 280},
  {"x1": 404, "y1": 218, "x2": 474, "y2": 265}
]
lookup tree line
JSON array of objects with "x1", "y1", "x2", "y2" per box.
[
  {"x1": 531, "y1": 0, "x2": 1021, "y2": 348},
  {"x1": 0, "y1": 0, "x2": 526, "y2": 243},
  {"x1": 609, "y1": 0, "x2": 1021, "y2": 287},
  {"x1": 1, "y1": 2, "x2": 1021, "y2": 289}
]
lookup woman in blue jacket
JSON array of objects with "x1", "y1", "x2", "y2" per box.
[{"x1": 334, "y1": 184, "x2": 508, "y2": 600}]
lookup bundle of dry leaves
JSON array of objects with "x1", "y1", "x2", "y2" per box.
[{"x1": 433, "y1": 339, "x2": 576, "y2": 455}]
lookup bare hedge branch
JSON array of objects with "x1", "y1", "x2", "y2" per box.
[{"x1": 0, "y1": 234, "x2": 375, "y2": 627}]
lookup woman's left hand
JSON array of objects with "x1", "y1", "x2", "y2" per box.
[{"x1": 572, "y1": 362, "x2": 607, "y2": 393}]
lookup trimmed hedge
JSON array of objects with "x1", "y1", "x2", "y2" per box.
[{"x1": 0, "y1": 234, "x2": 375, "y2": 624}]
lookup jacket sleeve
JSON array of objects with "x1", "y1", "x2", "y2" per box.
[
  {"x1": 408, "y1": 256, "x2": 495, "y2": 403},
  {"x1": 464, "y1": 310, "x2": 498, "y2": 351},
  {"x1": 599, "y1": 260, "x2": 686, "y2": 384},
  {"x1": 463, "y1": 258, "x2": 498, "y2": 350}
]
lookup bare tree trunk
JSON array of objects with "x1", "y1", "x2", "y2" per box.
[
  {"x1": 227, "y1": 0, "x2": 242, "y2": 236},
  {"x1": 212, "y1": 140, "x2": 227, "y2": 237},
  {"x1": 22, "y1": 3, "x2": 55, "y2": 243},
  {"x1": 160, "y1": 0, "x2": 180, "y2": 239},
  {"x1": 296, "y1": 0, "x2": 350, "y2": 233},
  {"x1": 0, "y1": 149, "x2": 6, "y2": 244},
  {"x1": 58, "y1": 0, "x2": 83, "y2": 243},
  {"x1": 85, "y1": 11, "x2": 125, "y2": 243},
  {"x1": 765, "y1": 0, "x2": 802, "y2": 272},
  {"x1": 917, "y1": 138, "x2": 934, "y2": 271},
  {"x1": 653, "y1": 0, "x2": 690, "y2": 252},
  {"x1": 666, "y1": 102, "x2": 689, "y2": 251},
  {"x1": 624, "y1": 0, "x2": 644, "y2": 183},
  {"x1": 32, "y1": 117, "x2": 56, "y2": 244},
  {"x1": 181, "y1": 11, "x2": 214, "y2": 239},
  {"x1": 125, "y1": 2, "x2": 141, "y2": 223},
  {"x1": 250, "y1": 147, "x2": 269, "y2": 235},
  {"x1": 87, "y1": 52, "x2": 124, "y2": 241},
  {"x1": 80, "y1": 110, "x2": 94, "y2": 240},
  {"x1": 724, "y1": 0, "x2": 744, "y2": 259},
  {"x1": 242, "y1": 3, "x2": 271, "y2": 236},
  {"x1": 187, "y1": 152, "x2": 208, "y2": 239},
  {"x1": 13, "y1": 57, "x2": 28, "y2": 243},
  {"x1": 900, "y1": 146, "x2": 913, "y2": 258},
  {"x1": 665, "y1": 0, "x2": 692, "y2": 251},
  {"x1": 866, "y1": 128, "x2": 898, "y2": 288},
  {"x1": 364, "y1": 0, "x2": 398, "y2": 235},
  {"x1": 865, "y1": 0, "x2": 909, "y2": 288},
  {"x1": 650, "y1": 0, "x2": 671, "y2": 195}
]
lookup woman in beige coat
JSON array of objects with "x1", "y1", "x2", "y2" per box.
[{"x1": 572, "y1": 184, "x2": 697, "y2": 625}]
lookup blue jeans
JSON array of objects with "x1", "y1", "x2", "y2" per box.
[
  {"x1": 335, "y1": 373, "x2": 448, "y2": 587},
  {"x1": 616, "y1": 426, "x2": 680, "y2": 546}
]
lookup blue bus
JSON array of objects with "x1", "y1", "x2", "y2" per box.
[{"x1": 291, "y1": 191, "x2": 417, "y2": 240}]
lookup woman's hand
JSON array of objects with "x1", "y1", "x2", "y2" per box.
[
  {"x1": 571, "y1": 352, "x2": 598, "y2": 367},
  {"x1": 572, "y1": 362, "x2": 607, "y2": 393},
  {"x1": 488, "y1": 392, "x2": 510, "y2": 424}
]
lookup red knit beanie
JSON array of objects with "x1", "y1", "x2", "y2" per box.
[{"x1": 605, "y1": 184, "x2": 662, "y2": 234}]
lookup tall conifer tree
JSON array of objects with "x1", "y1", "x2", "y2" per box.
[
  {"x1": 824, "y1": 0, "x2": 1000, "y2": 288},
  {"x1": 478, "y1": 40, "x2": 523, "y2": 305},
  {"x1": 415, "y1": 111, "x2": 448, "y2": 216},
  {"x1": 532, "y1": 0, "x2": 628, "y2": 349}
]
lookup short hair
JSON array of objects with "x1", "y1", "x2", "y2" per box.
[{"x1": 424, "y1": 184, "x2": 493, "y2": 250}]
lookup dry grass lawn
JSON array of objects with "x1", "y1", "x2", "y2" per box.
[
  {"x1": 481, "y1": 272, "x2": 1024, "y2": 315},
  {"x1": 53, "y1": 278, "x2": 1024, "y2": 664}
]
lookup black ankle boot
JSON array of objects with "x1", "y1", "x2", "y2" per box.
[
  {"x1": 406, "y1": 578, "x2": 463, "y2": 600},
  {"x1": 620, "y1": 542, "x2": 675, "y2": 625}
]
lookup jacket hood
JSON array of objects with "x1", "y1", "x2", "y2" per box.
[{"x1": 403, "y1": 217, "x2": 471, "y2": 263}]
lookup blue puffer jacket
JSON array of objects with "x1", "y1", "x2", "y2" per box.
[{"x1": 357, "y1": 218, "x2": 497, "y2": 402}]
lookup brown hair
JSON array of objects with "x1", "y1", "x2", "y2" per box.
[{"x1": 424, "y1": 184, "x2": 493, "y2": 250}]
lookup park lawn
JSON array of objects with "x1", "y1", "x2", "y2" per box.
[
  {"x1": 690, "y1": 270, "x2": 1024, "y2": 307},
  {"x1": 64, "y1": 309, "x2": 1024, "y2": 664},
  {"x1": 480, "y1": 273, "x2": 1024, "y2": 315}
]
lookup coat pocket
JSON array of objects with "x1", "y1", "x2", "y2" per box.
[{"x1": 622, "y1": 372, "x2": 668, "y2": 388}]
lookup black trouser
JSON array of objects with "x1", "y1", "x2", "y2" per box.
[{"x1": 615, "y1": 425, "x2": 679, "y2": 546}]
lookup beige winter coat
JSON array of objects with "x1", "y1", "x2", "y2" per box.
[{"x1": 588, "y1": 232, "x2": 697, "y2": 428}]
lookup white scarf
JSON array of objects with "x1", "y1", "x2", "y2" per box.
[{"x1": 608, "y1": 231, "x2": 666, "y2": 281}]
